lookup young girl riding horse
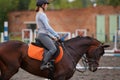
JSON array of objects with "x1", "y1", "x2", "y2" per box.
[{"x1": 35, "y1": 0, "x2": 60, "y2": 70}]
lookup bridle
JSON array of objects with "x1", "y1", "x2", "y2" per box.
[
  {"x1": 77, "y1": 44, "x2": 104, "y2": 73},
  {"x1": 59, "y1": 39, "x2": 104, "y2": 73}
]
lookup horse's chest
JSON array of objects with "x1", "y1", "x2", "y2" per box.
[{"x1": 62, "y1": 65, "x2": 76, "y2": 79}]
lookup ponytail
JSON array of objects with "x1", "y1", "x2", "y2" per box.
[
  {"x1": 36, "y1": 4, "x2": 46, "y2": 12},
  {"x1": 35, "y1": 6, "x2": 39, "y2": 12}
]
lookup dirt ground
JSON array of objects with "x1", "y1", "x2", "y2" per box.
[{"x1": 10, "y1": 55, "x2": 120, "y2": 80}]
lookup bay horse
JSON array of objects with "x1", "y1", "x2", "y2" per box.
[{"x1": 0, "y1": 36, "x2": 109, "y2": 80}]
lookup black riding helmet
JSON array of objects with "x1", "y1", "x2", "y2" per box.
[{"x1": 36, "y1": 0, "x2": 49, "y2": 7}]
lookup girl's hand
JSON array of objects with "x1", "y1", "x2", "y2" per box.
[{"x1": 53, "y1": 37, "x2": 60, "y2": 41}]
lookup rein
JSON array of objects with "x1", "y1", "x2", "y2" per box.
[
  {"x1": 76, "y1": 55, "x2": 88, "y2": 73},
  {"x1": 76, "y1": 44, "x2": 102, "y2": 73},
  {"x1": 60, "y1": 42, "x2": 77, "y2": 71},
  {"x1": 60, "y1": 42, "x2": 89, "y2": 73},
  {"x1": 59, "y1": 37, "x2": 103, "y2": 73},
  {"x1": 63, "y1": 43, "x2": 103, "y2": 73}
]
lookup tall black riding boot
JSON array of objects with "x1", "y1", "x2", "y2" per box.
[{"x1": 40, "y1": 52, "x2": 53, "y2": 70}]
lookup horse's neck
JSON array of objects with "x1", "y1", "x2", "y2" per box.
[{"x1": 64, "y1": 37, "x2": 91, "y2": 65}]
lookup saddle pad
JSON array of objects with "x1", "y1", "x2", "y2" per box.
[{"x1": 28, "y1": 44, "x2": 63, "y2": 63}]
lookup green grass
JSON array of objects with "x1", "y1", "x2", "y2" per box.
[{"x1": 9, "y1": 36, "x2": 22, "y2": 41}]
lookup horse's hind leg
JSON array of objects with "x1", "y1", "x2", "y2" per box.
[
  {"x1": 1, "y1": 68, "x2": 19, "y2": 80},
  {"x1": 1, "y1": 66, "x2": 19, "y2": 80},
  {"x1": 0, "y1": 61, "x2": 3, "y2": 80},
  {"x1": 0, "y1": 61, "x2": 19, "y2": 80},
  {"x1": 0, "y1": 72, "x2": 2, "y2": 80}
]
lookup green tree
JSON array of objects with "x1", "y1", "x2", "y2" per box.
[
  {"x1": 50, "y1": 0, "x2": 83, "y2": 9},
  {"x1": 8, "y1": 0, "x2": 19, "y2": 11},
  {"x1": 71, "y1": 0, "x2": 83, "y2": 8},
  {"x1": 0, "y1": 0, "x2": 30, "y2": 32},
  {"x1": 96, "y1": 0, "x2": 120, "y2": 6},
  {"x1": 0, "y1": 0, "x2": 19, "y2": 32},
  {"x1": 18, "y1": 0, "x2": 31, "y2": 10},
  {"x1": 29, "y1": 0, "x2": 36, "y2": 10},
  {"x1": 109, "y1": 0, "x2": 120, "y2": 7}
]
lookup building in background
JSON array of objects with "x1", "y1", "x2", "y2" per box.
[{"x1": 8, "y1": 6, "x2": 120, "y2": 42}]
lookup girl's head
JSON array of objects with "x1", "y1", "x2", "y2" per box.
[{"x1": 36, "y1": 0, "x2": 49, "y2": 12}]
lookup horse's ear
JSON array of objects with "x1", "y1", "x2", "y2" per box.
[{"x1": 102, "y1": 45, "x2": 110, "y2": 48}]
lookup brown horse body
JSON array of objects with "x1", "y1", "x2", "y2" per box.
[{"x1": 0, "y1": 36, "x2": 109, "y2": 80}]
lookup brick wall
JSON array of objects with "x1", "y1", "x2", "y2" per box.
[{"x1": 8, "y1": 6, "x2": 120, "y2": 37}]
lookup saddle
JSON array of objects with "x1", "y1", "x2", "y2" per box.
[{"x1": 28, "y1": 38, "x2": 63, "y2": 63}]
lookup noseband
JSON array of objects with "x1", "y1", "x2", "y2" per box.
[
  {"x1": 87, "y1": 44, "x2": 103, "y2": 63},
  {"x1": 77, "y1": 44, "x2": 103, "y2": 72}
]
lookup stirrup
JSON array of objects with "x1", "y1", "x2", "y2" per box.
[
  {"x1": 47, "y1": 62, "x2": 54, "y2": 68},
  {"x1": 40, "y1": 62, "x2": 54, "y2": 70}
]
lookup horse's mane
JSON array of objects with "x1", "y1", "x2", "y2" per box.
[
  {"x1": 65, "y1": 36, "x2": 93, "y2": 42},
  {"x1": 65, "y1": 36, "x2": 101, "y2": 46}
]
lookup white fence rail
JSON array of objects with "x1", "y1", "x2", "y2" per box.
[
  {"x1": 76, "y1": 53, "x2": 120, "y2": 70},
  {"x1": 22, "y1": 29, "x2": 72, "y2": 43}
]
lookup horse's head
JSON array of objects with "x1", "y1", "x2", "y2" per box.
[
  {"x1": 64, "y1": 36, "x2": 109, "y2": 72},
  {"x1": 86, "y1": 43, "x2": 109, "y2": 72}
]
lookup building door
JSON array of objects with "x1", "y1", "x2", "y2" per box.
[
  {"x1": 118, "y1": 16, "x2": 120, "y2": 30},
  {"x1": 109, "y1": 15, "x2": 117, "y2": 41},
  {"x1": 96, "y1": 15, "x2": 105, "y2": 42}
]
